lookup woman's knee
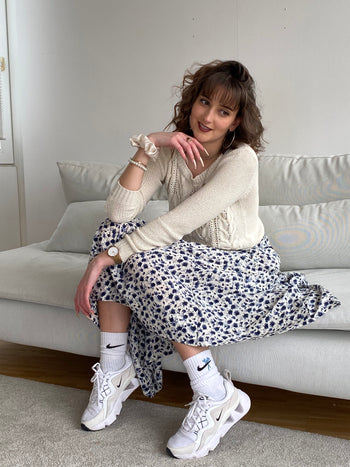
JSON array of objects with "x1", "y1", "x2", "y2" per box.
[
  {"x1": 124, "y1": 251, "x2": 162, "y2": 286},
  {"x1": 91, "y1": 217, "x2": 145, "y2": 252}
]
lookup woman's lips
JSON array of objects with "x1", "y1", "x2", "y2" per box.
[{"x1": 198, "y1": 122, "x2": 211, "y2": 132}]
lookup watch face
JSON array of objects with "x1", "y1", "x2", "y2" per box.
[{"x1": 108, "y1": 246, "x2": 119, "y2": 257}]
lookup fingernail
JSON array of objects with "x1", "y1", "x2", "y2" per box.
[
  {"x1": 199, "y1": 156, "x2": 204, "y2": 167},
  {"x1": 193, "y1": 158, "x2": 197, "y2": 169},
  {"x1": 203, "y1": 148, "x2": 209, "y2": 156}
]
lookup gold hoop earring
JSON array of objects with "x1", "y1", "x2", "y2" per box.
[{"x1": 223, "y1": 130, "x2": 236, "y2": 150}]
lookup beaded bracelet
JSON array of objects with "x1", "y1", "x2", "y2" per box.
[
  {"x1": 129, "y1": 158, "x2": 148, "y2": 172},
  {"x1": 130, "y1": 134, "x2": 159, "y2": 159}
]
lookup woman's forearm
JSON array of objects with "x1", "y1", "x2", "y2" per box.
[{"x1": 118, "y1": 148, "x2": 151, "y2": 191}]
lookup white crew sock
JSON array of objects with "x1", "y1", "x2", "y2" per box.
[
  {"x1": 183, "y1": 349, "x2": 226, "y2": 401},
  {"x1": 100, "y1": 332, "x2": 128, "y2": 373}
]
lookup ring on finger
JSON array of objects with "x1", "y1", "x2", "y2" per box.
[{"x1": 186, "y1": 137, "x2": 192, "y2": 143}]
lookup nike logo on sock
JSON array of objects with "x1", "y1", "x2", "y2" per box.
[
  {"x1": 106, "y1": 344, "x2": 124, "y2": 349},
  {"x1": 197, "y1": 358, "x2": 211, "y2": 371}
]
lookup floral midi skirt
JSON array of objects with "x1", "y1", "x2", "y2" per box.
[{"x1": 88, "y1": 218, "x2": 340, "y2": 397}]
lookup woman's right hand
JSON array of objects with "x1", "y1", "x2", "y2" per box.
[
  {"x1": 74, "y1": 251, "x2": 114, "y2": 319},
  {"x1": 148, "y1": 131, "x2": 208, "y2": 168}
]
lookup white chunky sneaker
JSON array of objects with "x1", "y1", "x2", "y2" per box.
[
  {"x1": 167, "y1": 370, "x2": 251, "y2": 459},
  {"x1": 81, "y1": 354, "x2": 139, "y2": 431}
]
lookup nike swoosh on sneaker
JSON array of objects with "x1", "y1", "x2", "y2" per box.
[
  {"x1": 216, "y1": 409, "x2": 223, "y2": 422},
  {"x1": 117, "y1": 377, "x2": 122, "y2": 388},
  {"x1": 197, "y1": 360, "x2": 211, "y2": 371},
  {"x1": 106, "y1": 344, "x2": 124, "y2": 349}
]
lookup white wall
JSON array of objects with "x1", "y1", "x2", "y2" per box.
[
  {"x1": 7, "y1": 0, "x2": 350, "y2": 244},
  {"x1": 237, "y1": 0, "x2": 350, "y2": 155},
  {"x1": 0, "y1": 167, "x2": 21, "y2": 250}
]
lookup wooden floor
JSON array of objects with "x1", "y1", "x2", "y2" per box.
[{"x1": 1, "y1": 340, "x2": 349, "y2": 440}]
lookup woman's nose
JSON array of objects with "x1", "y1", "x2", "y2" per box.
[{"x1": 203, "y1": 107, "x2": 213, "y2": 123}]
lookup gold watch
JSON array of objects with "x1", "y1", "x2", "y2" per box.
[{"x1": 107, "y1": 246, "x2": 122, "y2": 264}]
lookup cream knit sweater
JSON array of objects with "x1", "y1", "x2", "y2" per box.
[{"x1": 106, "y1": 143, "x2": 265, "y2": 262}]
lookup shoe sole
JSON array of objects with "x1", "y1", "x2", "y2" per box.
[
  {"x1": 81, "y1": 377, "x2": 139, "y2": 431},
  {"x1": 167, "y1": 389, "x2": 251, "y2": 459}
]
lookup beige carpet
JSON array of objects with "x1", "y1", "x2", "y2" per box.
[{"x1": 0, "y1": 375, "x2": 349, "y2": 467}]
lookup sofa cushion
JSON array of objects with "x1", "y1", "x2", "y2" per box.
[
  {"x1": 57, "y1": 160, "x2": 168, "y2": 202},
  {"x1": 45, "y1": 201, "x2": 107, "y2": 253},
  {"x1": 0, "y1": 242, "x2": 88, "y2": 310},
  {"x1": 0, "y1": 242, "x2": 347, "y2": 331},
  {"x1": 259, "y1": 154, "x2": 350, "y2": 205},
  {"x1": 301, "y1": 268, "x2": 350, "y2": 330},
  {"x1": 57, "y1": 160, "x2": 124, "y2": 203},
  {"x1": 46, "y1": 196, "x2": 350, "y2": 272},
  {"x1": 58, "y1": 155, "x2": 350, "y2": 206},
  {"x1": 45, "y1": 199, "x2": 169, "y2": 253},
  {"x1": 259, "y1": 199, "x2": 350, "y2": 270}
]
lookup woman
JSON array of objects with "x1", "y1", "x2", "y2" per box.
[{"x1": 74, "y1": 60, "x2": 340, "y2": 459}]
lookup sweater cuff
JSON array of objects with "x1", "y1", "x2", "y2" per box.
[{"x1": 114, "y1": 237, "x2": 136, "y2": 263}]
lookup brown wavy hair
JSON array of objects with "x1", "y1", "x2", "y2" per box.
[{"x1": 167, "y1": 60, "x2": 265, "y2": 153}]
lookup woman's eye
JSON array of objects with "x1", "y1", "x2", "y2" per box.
[
  {"x1": 220, "y1": 109, "x2": 230, "y2": 116},
  {"x1": 200, "y1": 98, "x2": 209, "y2": 105}
]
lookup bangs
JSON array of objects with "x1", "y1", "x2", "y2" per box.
[{"x1": 200, "y1": 72, "x2": 242, "y2": 111}]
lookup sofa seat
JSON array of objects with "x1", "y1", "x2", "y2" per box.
[
  {"x1": 0, "y1": 241, "x2": 348, "y2": 332},
  {"x1": 0, "y1": 241, "x2": 87, "y2": 310}
]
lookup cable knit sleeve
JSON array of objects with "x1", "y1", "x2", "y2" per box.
[
  {"x1": 106, "y1": 148, "x2": 171, "y2": 222},
  {"x1": 115, "y1": 145, "x2": 259, "y2": 262}
]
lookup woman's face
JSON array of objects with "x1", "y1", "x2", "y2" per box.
[{"x1": 189, "y1": 91, "x2": 240, "y2": 155}]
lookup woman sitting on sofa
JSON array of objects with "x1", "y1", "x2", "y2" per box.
[{"x1": 74, "y1": 59, "x2": 340, "y2": 459}]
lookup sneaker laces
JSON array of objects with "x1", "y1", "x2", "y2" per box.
[
  {"x1": 182, "y1": 394, "x2": 212, "y2": 434},
  {"x1": 89, "y1": 363, "x2": 112, "y2": 406}
]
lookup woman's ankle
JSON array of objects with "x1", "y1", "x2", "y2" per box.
[
  {"x1": 100, "y1": 331, "x2": 128, "y2": 373},
  {"x1": 183, "y1": 349, "x2": 226, "y2": 400}
]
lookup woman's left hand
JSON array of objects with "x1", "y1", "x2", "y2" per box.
[
  {"x1": 148, "y1": 131, "x2": 207, "y2": 168},
  {"x1": 74, "y1": 251, "x2": 114, "y2": 319}
]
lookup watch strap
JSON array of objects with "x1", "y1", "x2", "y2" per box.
[{"x1": 112, "y1": 252, "x2": 122, "y2": 265}]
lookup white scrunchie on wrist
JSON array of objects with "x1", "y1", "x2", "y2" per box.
[{"x1": 129, "y1": 134, "x2": 159, "y2": 160}]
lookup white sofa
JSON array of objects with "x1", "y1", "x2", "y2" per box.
[{"x1": 1, "y1": 155, "x2": 349, "y2": 400}]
